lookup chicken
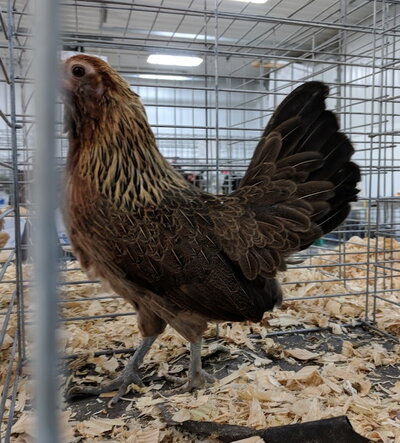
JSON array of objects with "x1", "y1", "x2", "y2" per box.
[{"x1": 62, "y1": 54, "x2": 360, "y2": 404}]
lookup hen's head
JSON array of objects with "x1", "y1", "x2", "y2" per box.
[{"x1": 62, "y1": 54, "x2": 141, "y2": 134}]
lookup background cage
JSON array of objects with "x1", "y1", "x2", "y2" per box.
[{"x1": 0, "y1": 0, "x2": 399, "y2": 441}]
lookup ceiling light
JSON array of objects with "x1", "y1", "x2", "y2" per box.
[
  {"x1": 147, "y1": 54, "x2": 203, "y2": 67},
  {"x1": 159, "y1": 31, "x2": 214, "y2": 40},
  {"x1": 148, "y1": 31, "x2": 218, "y2": 41},
  {"x1": 103, "y1": 27, "x2": 235, "y2": 42},
  {"x1": 230, "y1": 0, "x2": 268, "y2": 3},
  {"x1": 136, "y1": 74, "x2": 191, "y2": 81}
]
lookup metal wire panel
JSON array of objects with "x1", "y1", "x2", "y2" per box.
[
  {"x1": 0, "y1": 0, "x2": 30, "y2": 439},
  {"x1": 0, "y1": 0, "x2": 399, "y2": 440}
]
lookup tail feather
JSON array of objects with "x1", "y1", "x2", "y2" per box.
[
  {"x1": 240, "y1": 81, "x2": 360, "y2": 253},
  {"x1": 324, "y1": 162, "x2": 360, "y2": 213},
  {"x1": 294, "y1": 111, "x2": 339, "y2": 156},
  {"x1": 318, "y1": 205, "x2": 351, "y2": 235},
  {"x1": 276, "y1": 151, "x2": 324, "y2": 174},
  {"x1": 309, "y1": 133, "x2": 354, "y2": 181},
  {"x1": 263, "y1": 82, "x2": 329, "y2": 137}
]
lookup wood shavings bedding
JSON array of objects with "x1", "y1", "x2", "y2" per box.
[{"x1": 1, "y1": 236, "x2": 399, "y2": 442}]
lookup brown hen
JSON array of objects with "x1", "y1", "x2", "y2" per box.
[{"x1": 62, "y1": 55, "x2": 360, "y2": 404}]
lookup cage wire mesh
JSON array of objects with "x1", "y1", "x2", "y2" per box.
[{"x1": 0, "y1": 0, "x2": 400, "y2": 440}]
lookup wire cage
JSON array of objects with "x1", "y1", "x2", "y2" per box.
[{"x1": 0, "y1": 0, "x2": 400, "y2": 441}]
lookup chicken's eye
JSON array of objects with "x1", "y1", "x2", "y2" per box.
[{"x1": 72, "y1": 65, "x2": 86, "y2": 78}]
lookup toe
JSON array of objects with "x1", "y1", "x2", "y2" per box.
[
  {"x1": 66, "y1": 385, "x2": 99, "y2": 400},
  {"x1": 129, "y1": 373, "x2": 144, "y2": 387},
  {"x1": 107, "y1": 393, "x2": 122, "y2": 407},
  {"x1": 187, "y1": 370, "x2": 215, "y2": 390},
  {"x1": 203, "y1": 372, "x2": 216, "y2": 383},
  {"x1": 66, "y1": 386, "x2": 82, "y2": 401},
  {"x1": 163, "y1": 373, "x2": 187, "y2": 386}
]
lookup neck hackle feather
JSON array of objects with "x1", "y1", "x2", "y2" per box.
[{"x1": 65, "y1": 56, "x2": 189, "y2": 210}]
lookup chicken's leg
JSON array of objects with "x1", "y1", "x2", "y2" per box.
[
  {"x1": 165, "y1": 339, "x2": 215, "y2": 391},
  {"x1": 67, "y1": 335, "x2": 157, "y2": 405}
]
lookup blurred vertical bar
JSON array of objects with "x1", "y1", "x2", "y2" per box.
[{"x1": 33, "y1": 0, "x2": 60, "y2": 441}]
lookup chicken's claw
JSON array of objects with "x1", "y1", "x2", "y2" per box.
[
  {"x1": 163, "y1": 369, "x2": 215, "y2": 394},
  {"x1": 66, "y1": 336, "x2": 158, "y2": 404},
  {"x1": 107, "y1": 370, "x2": 145, "y2": 407},
  {"x1": 65, "y1": 369, "x2": 144, "y2": 403}
]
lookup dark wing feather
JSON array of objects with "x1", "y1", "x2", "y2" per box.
[{"x1": 106, "y1": 192, "x2": 280, "y2": 322}]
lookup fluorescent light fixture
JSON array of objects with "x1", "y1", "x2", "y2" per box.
[
  {"x1": 156, "y1": 31, "x2": 217, "y2": 41},
  {"x1": 137, "y1": 74, "x2": 191, "y2": 81},
  {"x1": 230, "y1": 0, "x2": 268, "y2": 3},
  {"x1": 147, "y1": 54, "x2": 203, "y2": 67},
  {"x1": 103, "y1": 27, "x2": 236, "y2": 42}
]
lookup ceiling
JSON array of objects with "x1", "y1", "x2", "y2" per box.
[{"x1": 0, "y1": 0, "x2": 376, "y2": 78}]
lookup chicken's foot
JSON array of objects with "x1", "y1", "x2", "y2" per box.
[
  {"x1": 164, "y1": 339, "x2": 215, "y2": 392},
  {"x1": 66, "y1": 335, "x2": 157, "y2": 405}
]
